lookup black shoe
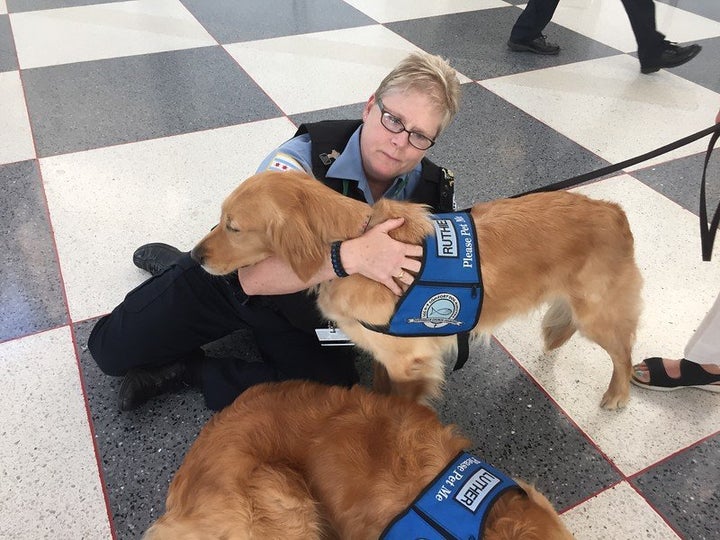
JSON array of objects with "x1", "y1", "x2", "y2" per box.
[
  {"x1": 507, "y1": 34, "x2": 560, "y2": 55},
  {"x1": 133, "y1": 242, "x2": 183, "y2": 276},
  {"x1": 641, "y1": 42, "x2": 701, "y2": 74},
  {"x1": 118, "y1": 361, "x2": 190, "y2": 411}
]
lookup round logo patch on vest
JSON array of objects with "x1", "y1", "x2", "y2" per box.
[{"x1": 419, "y1": 293, "x2": 461, "y2": 328}]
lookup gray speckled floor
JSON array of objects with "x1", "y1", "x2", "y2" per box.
[
  {"x1": 0, "y1": 159, "x2": 67, "y2": 341},
  {"x1": 1, "y1": 1, "x2": 719, "y2": 539}
]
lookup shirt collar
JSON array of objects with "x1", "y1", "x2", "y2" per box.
[{"x1": 327, "y1": 125, "x2": 418, "y2": 204}]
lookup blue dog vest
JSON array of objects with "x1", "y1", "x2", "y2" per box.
[
  {"x1": 380, "y1": 452, "x2": 522, "y2": 540},
  {"x1": 363, "y1": 212, "x2": 483, "y2": 337}
]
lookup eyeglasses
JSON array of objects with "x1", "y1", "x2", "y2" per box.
[{"x1": 376, "y1": 98, "x2": 436, "y2": 150}]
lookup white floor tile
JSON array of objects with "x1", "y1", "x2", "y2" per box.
[
  {"x1": 0, "y1": 327, "x2": 111, "y2": 539},
  {"x1": 547, "y1": 1, "x2": 720, "y2": 53},
  {"x1": 40, "y1": 118, "x2": 297, "y2": 322},
  {"x1": 493, "y1": 175, "x2": 720, "y2": 475},
  {"x1": 481, "y1": 55, "x2": 720, "y2": 169},
  {"x1": 225, "y1": 25, "x2": 471, "y2": 115},
  {"x1": 343, "y1": 0, "x2": 509, "y2": 23},
  {"x1": 562, "y1": 482, "x2": 680, "y2": 540},
  {"x1": 0, "y1": 70, "x2": 35, "y2": 165},
  {"x1": 9, "y1": 0, "x2": 216, "y2": 69}
]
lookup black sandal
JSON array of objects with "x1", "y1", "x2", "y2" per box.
[{"x1": 631, "y1": 357, "x2": 720, "y2": 393}]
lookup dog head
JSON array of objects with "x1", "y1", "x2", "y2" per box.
[
  {"x1": 484, "y1": 480, "x2": 575, "y2": 539},
  {"x1": 190, "y1": 171, "x2": 286, "y2": 276},
  {"x1": 191, "y1": 170, "x2": 371, "y2": 280}
]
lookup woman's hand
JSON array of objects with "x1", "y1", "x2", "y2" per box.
[
  {"x1": 238, "y1": 217, "x2": 424, "y2": 297},
  {"x1": 340, "y1": 218, "x2": 423, "y2": 296}
]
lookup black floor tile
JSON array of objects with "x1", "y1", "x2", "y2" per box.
[
  {"x1": 22, "y1": 46, "x2": 283, "y2": 157},
  {"x1": 427, "y1": 83, "x2": 612, "y2": 205},
  {"x1": 0, "y1": 16, "x2": 17, "y2": 72},
  {"x1": 632, "y1": 433, "x2": 720, "y2": 540},
  {"x1": 180, "y1": 0, "x2": 376, "y2": 44},
  {"x1": 0, "y1": 160, "x2": 68, "y2": 341}
]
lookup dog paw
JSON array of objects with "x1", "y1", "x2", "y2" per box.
[{"x1": 600, "y1": 390, "x2": 630, "y2": 410}]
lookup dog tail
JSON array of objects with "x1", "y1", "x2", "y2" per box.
[{"x1": 542, "y1": 298, "x2": 576, "y2": 351}]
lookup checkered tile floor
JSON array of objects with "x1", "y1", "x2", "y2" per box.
[{"x1": 1, "y1": 1, "x2": 719, "y2": 538}]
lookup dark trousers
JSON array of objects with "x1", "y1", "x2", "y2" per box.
[
  {"x1": 88, "y1": 254, "x2": 358, "y2": 410},
  {"x1": 509, "y1": 0, "x2": 560, "y2": 43},
  {"x1": 509, "y1": 0, "x2": 665, "y2": 64}
]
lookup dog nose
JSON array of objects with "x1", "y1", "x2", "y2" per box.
[{"x1": 190, "y1": 246, "x2": 205, "y2": 265}]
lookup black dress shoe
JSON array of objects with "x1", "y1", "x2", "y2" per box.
[
  {"x1": 507, "y1": 34, "x2": 560, "y2": 55},
  {"x1": 641, "y1": 42, "x2": 701, "y2": 74},
  {"x1": 132, "y1": 242, "x2": 183, "y2": 276},
  {"x1": 118, "y1": 361, "x2": 190, "y2": 411}
]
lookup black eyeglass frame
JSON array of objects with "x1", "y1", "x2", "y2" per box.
[{"x1": 376, "y1": 98, "x2": 437, "y2": 150}]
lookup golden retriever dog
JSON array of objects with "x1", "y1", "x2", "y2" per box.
[
  {"x1": 192, "y1": 170, "x2": 642, "y2": 409},
  {"x1": 144, "y1": 381, "x2": 574, "y2": 539}
]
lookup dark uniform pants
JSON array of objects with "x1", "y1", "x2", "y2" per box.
[
  {"x1": 88, "y1": 254, "x2": 358, "y2": 410},
  {"x1": 510, "y1": 0, "x2": 665, "y2": 65}
]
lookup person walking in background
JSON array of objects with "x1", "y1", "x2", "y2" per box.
[{"x1": 508, "y1": 0, "x2": 701, "y2": 74}]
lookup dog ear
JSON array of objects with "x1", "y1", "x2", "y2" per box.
[{"x1": 269, "y1": 210, "x2": 327, "y2": 282}]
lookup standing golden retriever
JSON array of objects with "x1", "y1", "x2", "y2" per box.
[
  {"x1": 192, "y1": 171, "x2": 642, "y2": 409},
  {"x1": 144, "y1": 381, "x2": 574, "y2": 539}
]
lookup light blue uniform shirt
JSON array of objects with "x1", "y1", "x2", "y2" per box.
[{"x1": 257, "y1": 125, "x2": 423, "y2": 204}]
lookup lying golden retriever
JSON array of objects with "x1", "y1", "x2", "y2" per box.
[
  {"x1": 192, "y1": 170, "x2": 642, "y2": 409},
  {"x1": 144, "y1": 381, "x2": 574, "y2": 539}
]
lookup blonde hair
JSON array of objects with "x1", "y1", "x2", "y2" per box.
[{"x1": 375, "y1": 52, "x2": 460, "y2": 135}]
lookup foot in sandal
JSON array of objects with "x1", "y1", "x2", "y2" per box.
[{"x1": 631, "y1": 357, "x2": 720, "y2": 392}]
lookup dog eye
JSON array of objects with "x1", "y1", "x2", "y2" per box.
[{"x1": 226, "y1": 224, "x2": 241, "y2": 233}]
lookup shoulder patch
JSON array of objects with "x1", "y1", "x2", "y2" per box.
[{"x1": 266, "y1": 152, "x2": 303, "y2": 172}]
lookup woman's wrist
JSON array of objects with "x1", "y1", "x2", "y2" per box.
[{"x1": 330, "y1": 241, "x2": 349, "y2": 277}]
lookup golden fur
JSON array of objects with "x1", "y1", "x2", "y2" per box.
[
  {"x1": 192, "y1": 170, "x2": 643, "y2": 408},
  {"x1": 144, "y1": 381, "x2": 574, "y2": 539}
]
